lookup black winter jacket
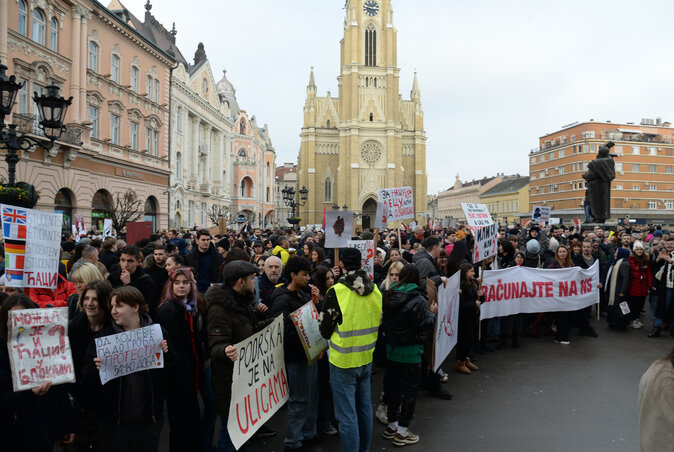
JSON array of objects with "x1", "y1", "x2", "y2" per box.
[
  {"x1": 270, "y1": 285, "x2": 312, "y2": 363},
  {"x1": 382, "y1": 284, "x2": 435, "y2": 346},
  {"x1": 108, "y1": 267, "x2": 159, "y2": 318},
  {"x1": 186, "y1": 244, "x2": 224, "y2": 291},
  {"x1": 413, "y1": 249, "x2": 442, "y2": 291}
]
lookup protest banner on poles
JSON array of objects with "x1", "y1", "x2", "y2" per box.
[
  {"x1": 7, "y1": 307, "x2": 75, "y2": 391},
  {"x1": 2, "y1": 204, "x2": 62, "y2": 289},
  {"x1": 290, "y1": 301, "x2": 328, "y2": 363},
  {"x1": 377, "y1": 187, "x2": 415, "y2": 223},
  {"x1": 433, "y1": 271, "x2": 460, "y2": 372},
  {"x1": 347, "y1": 239, "x2": 374, "y2": 279},
  {"x1": 95, "y1": 324, "x2": 164, "y2": 385},
  {"x1": 479, "y1": 261, "x2": 600, "y2": 321},
  {"x1": 324, "y1": 211, "x2": 353, "y2": 248},
  {"x1": 460, "y1": 203, "x2": 497, "y2": 263},
  {"x1": 228, "y1": 315, "x2": 289, "y2": 450},
  {"x1": 532, "y1": 205, "x2": 552, "y2": 222}
]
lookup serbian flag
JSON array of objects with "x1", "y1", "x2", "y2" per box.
[
  {"x1": 5, "y1": 253, "x2": 25, "y2": 270},
  {"x1": 5, "y1": 269, "x2": 24, "y2": 282},
  {"x1": 321, "y1": 206, "x2": 327, "y2": 231},
  {"x1": 5, "y1": 239, "x2": 26, "y2": 254}
]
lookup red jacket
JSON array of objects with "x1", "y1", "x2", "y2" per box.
[
  {"x1": 24, "y1": 274, "x2": 77, "y2": 309},
  {"x1": 627, "y1": 256, "x2": 652, "y2": 297}
]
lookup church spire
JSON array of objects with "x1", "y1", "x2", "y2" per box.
[
  {"x1": 411, "y1": 71, "x2": 421, "y2": 103},
  {"x1": 307, "y1": 67, "x2": 317, "y2": 97}
]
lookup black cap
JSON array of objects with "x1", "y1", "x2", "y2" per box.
[
  {"x1": 253, "y1": 240, "x2": 264, "y2": 247},
  {"x1": 340, "y1": 248, "x2": 362, "y2": 271},
  {"x1": 222, "y1": 261, "x2": 259, "y2": 286}
]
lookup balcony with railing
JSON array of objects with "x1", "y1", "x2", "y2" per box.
[{"x1": 12, "y1": 113, "x2": 83, "y2": 147}]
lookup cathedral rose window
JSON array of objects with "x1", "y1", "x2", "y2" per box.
[{"x1": 361, "y1": 142, "x2": 382, "y2": 165}]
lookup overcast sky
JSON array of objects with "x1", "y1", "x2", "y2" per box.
[{"x1": 124, "y1": 0, "x2": 674, "y2": 194}]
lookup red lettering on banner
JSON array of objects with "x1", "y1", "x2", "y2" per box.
[
  {"x1": 544, "y1": 281, "x2": 553, "y2": 297},
  {"x1": 559, "y1": 281, "x2": 569, "y2": 297},
  {"x1": 236, "y1": 401, "x2": 249, "y2": 434},
  {"x1": 568, "y1": 281, "x2": 578, "y2": 296}
]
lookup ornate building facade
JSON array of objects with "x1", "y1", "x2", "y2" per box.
[
  {"x1": 0, "y1": 0, "x2": 173, "y2": 232},
  {"x1": 297, "y1": 0, "x2": 427, "y2": 228}
]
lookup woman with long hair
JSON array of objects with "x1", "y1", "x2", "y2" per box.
[
  {"x1": 435, "y1": 248, "x2": 449, "y2": 276},
  {"x1": 67, "y1": 262, "x2": 104, "y2": 319},
  {"x1": 157, "y1": 267, "x2": 205, "y2": 452},
  {"x1": 380, "y1": 261, "x2": 404, "y2": 292},
  {"x1": 626, "y1": 241, "x2": 652, "y2": 330},
  {"x1": 456, "y1": 263, "x2": 483, "y2": 374},
  {"x1": 638, "y1": 347, "x2": 674, "y2": 451},
  {"x1": 310, "y1": 247, "x2": 327, "y2": 270},
  {"x1": 381, "y1": 264, "x2": 437, "y2": 446},
  {"x1": 549, "y1": 245, "x2": 575, "y2": 344}
]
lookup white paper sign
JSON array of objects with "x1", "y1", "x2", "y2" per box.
[
  {"x1": 433, "y1": 271, "x2": 460, "y2": 372},
  {"x1": 2, "y1": 204, "x2": 62, "y2": 289},
  {"x1": 8, "y1": 307, "x2": 75, "y2": 391},
  {"x1": 228, "y1": 315, "x2": 289, "y2": 450},
  {"x1": 378, "y1": 187, "x2": 415, "y2": 222},
  {"x1": 325, "y1": 211, "x2": 353, "y2": 248},
  {"x1": 103, "y1": 218, "x2": 113, "y2": 237},
  {"x1": 95, "y1": 324, "x2": 164, "y2": 385},
  {"x1": 460, "y1": 203, "x2": 497, "y2": 263},
  {"x1": 532, "y1": 205, "x2": 552, "y2": 222},
  {"x1": 347, "y1": 240, "x2": 375, "y2": 280},
  {"x1": 374, "y1": 202, "x2": 389, "y2": 229},
  {"x1": 290, "y1": 302, "x2": 328, "y2": 362}
]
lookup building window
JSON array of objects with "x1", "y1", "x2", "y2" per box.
[
  {"x1": 559, "y1": 149, "x2": 564, "y2": 157},
  {"x1": 632, "y1": 185, "x2": 641, "y2": 191},
  {"x1": 649, "y1": 185, "x2": 657, "y2": 191},
  {"x1": 110, "y1": 114, "x2": 120, "y2": 145},
  {"x1": 666, "y1": 166, "x2": 673, "y2": 174},
  {"x1": 365, "y1": 24, "x2": 377, "y2": 66},
  {"x1": 146, "y1": 127, "x2": 152, "y2": 152},
  {"x1": 324, "y1": 179, "x2": 332, "y2": 202},
  {"x1": 238, "y1": 149, "x2": 247, "y2": 161},
  {"x1": 176, "y1": 106, "x2": 183, "y2": 132},
  {"x1": 649, "y1": 164, "x2": 657, "y2": 173},
  {"x1": 632, "y1": 146, "x2": 640, "y2": 155},
  {"x1": 583, "y1": 144, "x2": 589, "y2": 153},
  {"x1": 88, "y1": 106, "x2": 99, "y2": 139},
  {"x1": 154, "y1": 79, "x2": 160, "y2": 103},
  {"x1": 369, "y1": 112, "x2": 374, "y2": 122},
  {"x1": 558, "y1": 166, "x2": 565, "y2": 174},
  {"x1": 666, "y1": 201, "x2": 673, "y2": 210},
  {"x1": 240, "y1": 181, "x2": 246, "y2": 197},
  {"x1": 88, "y1": 42, "x2": 99, "y2": 71},
  {"x1": 153, "y1": 130, "x2": 159, "y2": 156},
  {"x1": 49, "y1": 18, "x2": 58, "y2": 52},
  {"x1": 18, "y1": 0, "x2": 27, "y2": 36},
  {"x1": 632, "y1": 163, "x2": 640, "y2": 172},
  {"x1": 130, "y1": 122, "x2": 138, "y2": 149},
  {"x1": 18, "y1": 78, "x2": 29, "y2": 114},
  {"x1": 130, "y1": 66, "x2": 139, "y2": 92},
  {"x1": 146, "y1": 75, "x2": 153, "y2": 99},
  {"x1": 111, "y1": 55, "x2": 120, "y2": 83},
  {"x1": 240, "y1": 120, "x2": 245, "y2": 135},
  {"x1": 615, "y1": 162, "x2": 623, "y2": 173},
  {"x1": 614, "y1": 185, "x2": 623, "y2": 190},
  {"x1": 32, "y1": 9, "x2": 46, "y2": 45},
  {"x1": 266, "y1": 187, "x2": 270, "y2": 202},
  {"x1": 176, "y1": 152, "x2": 182, "y2": 176},
  {"x1": 648, "y1": 201, "x2": 658, "y2": 209},
  {"x1": 188, "y1": 201, "x2": 195, "y2": 226},
  {"x1": 648, "y1": 147, "x2": 657, "y2": 156}
]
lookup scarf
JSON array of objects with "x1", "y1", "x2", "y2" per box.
[{"x1": 608, "y1": 258, "x2": 624, "y2": 307}]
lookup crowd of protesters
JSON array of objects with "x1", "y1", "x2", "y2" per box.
[{"x1": 0, "y1": 219, "x2": 672, "y2": 451}]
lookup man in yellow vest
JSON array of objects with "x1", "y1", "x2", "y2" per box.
[{"x1": 320, "y1": 248, "x2": 382, "y2": 452}]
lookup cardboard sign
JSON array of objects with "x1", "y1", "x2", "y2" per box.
[
  {"x1": 103, "y1": 218, "x2": 113, "y2": 237},
  {"x1": 126, "y1": 221, "x2": 153, "y2": 245},
  {"x1": 7, "y1": 307, "x2": 75, "y2": 391},
  {"x1": 374, "y1": 202, "x2": 389, "y2": 229},
  {"x1": 460, "y1": 203, "x2": 497, "y2": 263},
  {"x1": 2, "y1": 204, "x2": 62, "y2": 289},
  {"x1": 377, "y1": 187, "x2": 415, "y2": 222},
  {"x1": 228, "y1": 315, "x2": 289, "y2": 450},
  {"x1": 347, "y1": 240, "x2": 375, "y2": 280},
  {"x1": 290, "y1": 302, "x2": 328, "y2": 362},
  {"x1": 325, "y1": 211, "x2": 353, "y2": 248},
  {"x1": 433, "y1": 271, "x2": 460, "y2": 372},
  {"x1": 95, "y1": 324, "x2": 164, "y2": 385},
  {"x1": 532, "y1": 205, "x2": 551, "y2": 222}
]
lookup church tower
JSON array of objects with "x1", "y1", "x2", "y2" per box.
[{"x1": 298, "y1": 0, "x2": 427, "y2": 227}]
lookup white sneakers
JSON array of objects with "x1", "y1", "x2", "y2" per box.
[{"x1": 629, "y1": 319, "x2": 643, "y2": 329}]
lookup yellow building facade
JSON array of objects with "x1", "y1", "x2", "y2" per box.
[
  {"x1": 479, "y1": 176, "x2": 530, "y2": 226},
  {"x1": 297, "y1": 0, "x2": 427, "y2": 228}
]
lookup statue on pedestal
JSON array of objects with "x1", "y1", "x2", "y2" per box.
[{"x1": 582, "y1": 141, "x2": 616, "y2": 223}]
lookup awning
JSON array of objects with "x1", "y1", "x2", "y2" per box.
[{"x1": 617, "y1": 128, "x2": 642, "y2": 134}]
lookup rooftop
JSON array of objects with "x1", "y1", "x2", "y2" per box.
[{"x1": 481, "y1": 176, "x2": 529, "y2": 197}]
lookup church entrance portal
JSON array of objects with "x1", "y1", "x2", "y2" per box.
[{"x1": 362, "y1": 198, "x2": 377, "y2": 229}]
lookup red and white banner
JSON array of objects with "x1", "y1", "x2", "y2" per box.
[
  {"x1": 479, "y1": 261, "x2": 600, "y2": 321},
  {"x1": 347, "y1": 240, "x2": 374, "y2": 280},
  {"x1": 460, "y1": 203, "x2": 497, "y2": 263}
]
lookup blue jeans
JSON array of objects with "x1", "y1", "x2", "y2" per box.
[
  {"x1": 201, "y1": 366, "x2": 217, "y2": 451},
  {"x1": 654, "y1": 287, "x2": 674, "y2": 327},
  {"x1": 330, "y1": 362, "x2": 373, "y2": 452},
  {"x1": 584, "y1": 204, "x2": 592, "y2": 223},
  {"x1": 217, "y1": 416, "x2": 246, "y2": 452},
  {"x1": 285, "y1": 360, "x2": 319, "y2": 448}
]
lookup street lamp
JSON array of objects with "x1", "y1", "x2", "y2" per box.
[
  {"x1": 0, "y1": 60, "x2": 72, "y2": 185},
  {"x1": 282, "y1": 185, "x2": 308, "y2": 225}
]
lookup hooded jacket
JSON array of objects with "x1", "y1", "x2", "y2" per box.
[
  {"x1": 108, "y1": 266, "x2": 159, "y2": 318},
  {"x1": 382, "y1": 283, "x2": 435, "y2": 346},
  {"x1": 271, "y1": 245, "x2": 290, "y2": 266},
  {"x1": 413, "y1": 248, "x2": 442, "y2": 291},
  {"x1": 270, "y1": 285, "x2": 311, "y2": 363},
  {"x1": 205, "y1": 284, "x2": 273, "y2": 418}
]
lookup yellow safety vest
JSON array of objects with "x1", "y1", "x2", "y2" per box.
[{"x1": 328, "y1": 282, "x2": 382, "y2": 369}]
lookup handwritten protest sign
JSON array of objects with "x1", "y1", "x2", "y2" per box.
[
  {"x1": 433, "y1": 271, "x2": 460, "y2": 372},
  {"x1": 325, "y1": 211, "x2": 353, "y2": 248},
  {"x1": 8, "y1": 307, "x2": 75, "y2": 391},
  {"x1": 461, "y1": 203, "x2": 497, "y2": 263},
  {"x1": 228, "y1": 315, "x2": 288, "y2": 449},
  {"x1": 374, "y1": 202, "x2": 388, "y2": 229},
  {"x1": 95, "y1": 324, "x2": 164, "y2": 385},
  {"x1": 290, "y1": 302, "x2": 328, "y2": 362},
  {"x1": 378, "y1": 187, "x2": 414, "y2": 222},
  {"x1": 2, "y1": 204, "x2": 62, "y2": 289},
  {"x1": 532, "y1": 205, "x2": 552, "y2": 222},
  {"x1": 347, "y1": 240, "x2": 374, "y2": 279},
  {"x1": 480, "y1": 261, "x2": 599, "y2": 320}
]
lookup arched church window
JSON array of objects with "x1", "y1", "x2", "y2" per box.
[
  {"x1": 240, "y1": 120, "x2": 245, "y2": 135},
  {"x1": 365, "y1": 24, "x2": 376, "y2": 67},
  {"x1": 369, "y1": 113, "x2": 374, "y2": 122},
  {"x1": 238, "y1": 149, "x2": 247, "y2": 161},
  {"x1": 327, "y1": 120, "x2": 331, "y2": 128},
  {"x1": 324, "y1": 179, "x2": 332, "y2": 203}
]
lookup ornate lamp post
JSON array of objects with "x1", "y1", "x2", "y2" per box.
[
  {"x1": 0, "y1": 61, "x2": 72, "y2": 206},
  {"x1": 282, "y1": 185, "x2": 308, "y2": 225}
]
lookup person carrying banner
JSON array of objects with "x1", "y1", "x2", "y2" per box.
[
  {"x1": 649, "y1": 235, "x2": 674, "y2": 338},
  {"x1": 320, "y1": 248, "x2": 382, "y2": 452},
  {"x1": 381, "y1": 264, "x2": 437, "y2": 446},
  {"x1": 0, "y1": 294, "x2": 75, "y2": 452},
  {"x1": 82, "y1": 286, "x2": 170, "y2": 452},
  {"x1": 571, "y1": 240, "x2": 602, "y2": 338},
  {"x1": 548, "y1": 246, "x2": 575, "y2": 344},
  {"x1": 205, "y1": 261, "x2": 274, "y2": 452},
  {"x1": 270, "y1": 256, "x2": 321, "y2": 451},
  {"x1": 456, "y1": 264, "x2": 483, "y2": 375}
]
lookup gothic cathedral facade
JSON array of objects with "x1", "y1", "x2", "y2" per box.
[{"x1": 298, "y1": 0, "x2": 427, "y2": 227}]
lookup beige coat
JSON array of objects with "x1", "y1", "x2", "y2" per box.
[{"x1": 638, "y1": 357, "x2": 674, "y2": 452}]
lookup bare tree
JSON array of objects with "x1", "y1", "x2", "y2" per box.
[
  {"x1": 102, "y1": 188, "x2": 144, "y2": 234},
  {"x1": 207, "y1": 205, "x2": 230, "y2": 226}
]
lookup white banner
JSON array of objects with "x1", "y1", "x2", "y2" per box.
[
  {"x1": 290, "y1": 301, "x2": 328, "y2": 362},
  {"x1": 2, "y1": 204, "x2": 62, "y2": 288},
  {"x1": 8, "y1": 308, "x2": 75, "y2": 391},
  {"x1": 325, "y1": 211, "x2": 353, "y2": 248},
  {"x1": 433, "y1": 271, "x2": 460, "y2": 372},
  {"x1": 532, "y1": 205, "x2": 551, "y2": 222},
  {"x1": 460, "y1": 203, "x2": 497, "y2": 263},
  {"x1": 479, "y1": 261, "x2": 600, "y2": 321},
  {"x1": 347, "y1": 240, "x2": 374, "y2": 280},
  {"x1": 228, "y1": 315, "x2": 289, "y2": 450},
  {"x1": 378, "y1": 187, "x2": 415, "y2": 222},
  {"x1": 95, "y1": 324, "x2": 165, "y2": 385}
]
